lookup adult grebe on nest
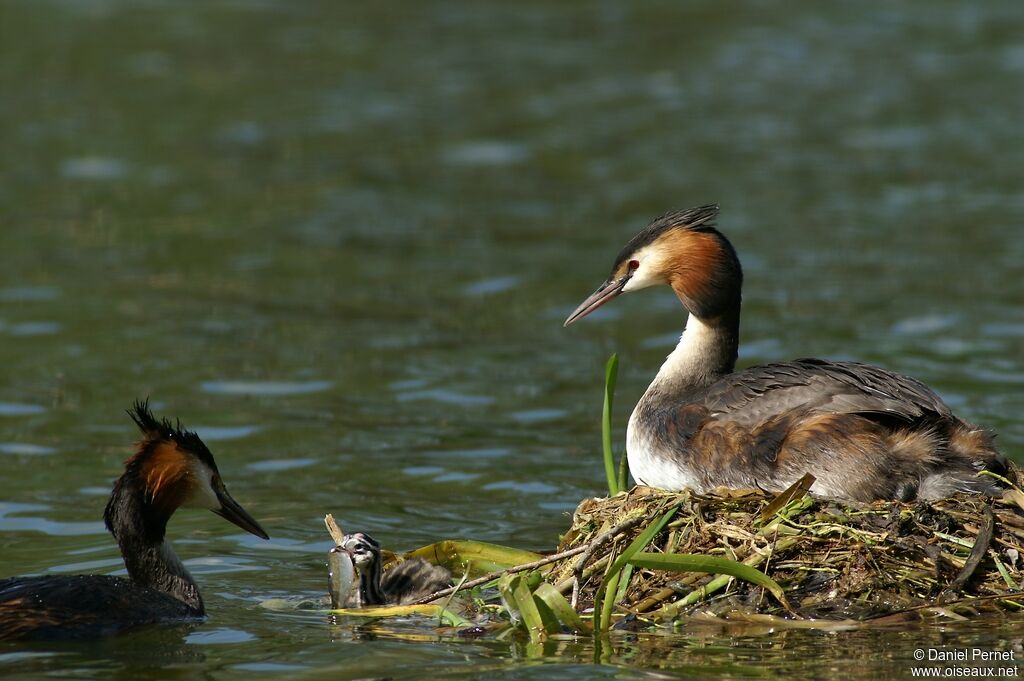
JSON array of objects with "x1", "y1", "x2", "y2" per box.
[
  {"x1": 0, "y1": 401, "x2": 269, "y2": 640},
  {"x1": 564, "y1": 205, "x2": 1006, "y2": 502}
]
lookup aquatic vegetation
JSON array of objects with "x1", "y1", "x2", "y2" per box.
[
  {"x1": 324, "y1": 357, "x2": 1024, "y2": 641},
  {"x1": 601, "y1": 353, "x2": 623, "y2": 496}
]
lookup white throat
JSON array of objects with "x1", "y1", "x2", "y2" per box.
[
  {"x1": 625, "y1": 313, "x2": 726, "y2": 492},
  {"x1": 651, "y1": 313, "x2": 722, "y2": 392}
]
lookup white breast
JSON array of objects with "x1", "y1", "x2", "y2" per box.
[
  {"x1": 622, "y1": 315, "x2": 722, "y2": 493},
  {"x1": 626, "y1": 407, "x2": 704, "y2": 492}
]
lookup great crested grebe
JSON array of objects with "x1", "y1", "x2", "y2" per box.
[
  {"x1": 328, "y1": 533, "x2": 451, "y2": 607},
  {"x1": 0, "y1": 401, "x2": 269, "y2": 640},
  {"x1": 564, "y1": 205, "x2": 1007, "y2": 502}
]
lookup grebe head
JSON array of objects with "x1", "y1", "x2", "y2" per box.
[
  {"x1": 103, "y1": 400, "x2": 269, "y2": 544},
  {"x1": 564, "y1": 204, "x2": 742, "y2": 325},
  {"x1": 341, "y1": 532, "x2": 381, "y2": 570}
]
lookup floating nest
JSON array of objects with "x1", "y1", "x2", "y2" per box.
[
  {"x1": 322, "y1": 473, "x2": 1024, "y2": 634},
  {"x1": 545, "y1": 472, "x2": 1024, "y2": 623}
]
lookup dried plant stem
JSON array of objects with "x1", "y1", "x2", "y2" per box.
[
  {"x1": 569, "y1": 515, "x2": 646, "y2": 607},
  {"x1": 324, "y1": 514, "x2": 345, "y2": 545},
  {"x1": 557, "y1": 554, "x2": 612, "y2": 595}
]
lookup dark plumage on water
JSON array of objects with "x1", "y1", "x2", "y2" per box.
[{"x1": 0, "y1": 402, "x2": 268, "y2": 640}]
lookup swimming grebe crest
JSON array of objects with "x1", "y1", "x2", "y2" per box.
[
  {"x1": 0, "y1": 400, "x2": 269, "y2": 640},
  {"x1": 565, "y1": 205, "x2": 1007, "y2": 502}
]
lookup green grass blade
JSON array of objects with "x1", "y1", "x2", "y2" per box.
[
  {"x1": 991, "y1": 551, "x2": 1019, "y2": 590},
  {"x1": 614, "y1": 563, "x2": 635, "y2": 603},
  {"x1": 602, "y1": 353, "x2": 619, "y2": 496},
  {"x1": 598, "y1": 569, "x2": 621, "y2": 633},
  {"x1": 627, "y1": 552, "x2": 788, "y2": 606},
  {"x1": 593, "y1": 506, "x2": 678, "y2": 633},
  {"x1": 608, "y1": 507, "x2": 679, "y2": 578}
]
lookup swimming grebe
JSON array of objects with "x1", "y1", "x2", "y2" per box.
[
  {"x1": 564, "y1": 205, "x2": 1006, "y2": 502},
  {"x1": 0, "y1": 401, "x2": 269, "y2": 640},
  {"x1": 329, "y1": 533, "x2": 451, "y2": 607}
]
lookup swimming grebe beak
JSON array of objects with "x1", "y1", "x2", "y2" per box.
[
  {"x1": 564, "y1": 274, "x2": 631, "y2": 326},
  {"x1": 212, "y1": 484, "x2": 269, "y2": 540}
]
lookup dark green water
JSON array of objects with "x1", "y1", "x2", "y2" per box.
[{"x1": 2, "y1": 1, "x2": 1023, "y2": 678}]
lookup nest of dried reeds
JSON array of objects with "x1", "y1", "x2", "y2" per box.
[{"x1": 545, "y1": 473, "x2": 1024, "y2": 622}]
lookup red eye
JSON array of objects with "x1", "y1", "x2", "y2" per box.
[{"x1": 628, "y1": 259, "x2": 640, "y2": 270}]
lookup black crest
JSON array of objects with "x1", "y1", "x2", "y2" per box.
[
  {"x1": 611, "y1": 204, "x2": 720, "y2": 271},
  {"x1": 127, "y1": 399, "x2": 217, "y2": 470}
]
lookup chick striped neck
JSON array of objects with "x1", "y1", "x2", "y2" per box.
[{"x1": 356, "y1": 547, "x2": 387, "y2": 606}]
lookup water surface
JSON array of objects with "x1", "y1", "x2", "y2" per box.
[{"x1": 2, "y1": 0, "x2": 1023, "y2": 678}]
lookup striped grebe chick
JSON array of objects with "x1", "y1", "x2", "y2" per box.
[
  {"x1": 564, "y1": 205, "x2": 1007, "y2": 502},
  {"x1": 0, "y1": 401, "x2": 269, "y2": 640},
  {"x1": 331, "y1": 533, "x2": 451, "y2": 607}
]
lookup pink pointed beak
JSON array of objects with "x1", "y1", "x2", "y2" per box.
[{"x1": 563, "y1": 275, "x2": 630, "y2": 326}]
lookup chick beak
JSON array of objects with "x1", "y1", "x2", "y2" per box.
[
  {"x1": 213, "y1": 484, "x2": 270, "y2": 540},
  {"x1": 563, "y1": 275, "x2": 630, "y2": 326}
]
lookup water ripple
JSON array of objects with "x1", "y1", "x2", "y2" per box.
[
  {"x1": 890, "y1": 313, "x2": 959, "y2": 336},
  {"x1": 200, "y1": 380, "x2": 334, "y2": 396},
  {"x1": 248, "y1": 458, "x2": 317, "y2": 472},
  {"x1": 48, "y1": 558, "x2": 124, "y2": 574},
  {"x1": 510, "y1": 409, "x2": 567, "y2": 424},
  {"x1": 396, "y1": 389, "x2": 495, "y2": 406},
  {"x1": 196, "y1": 425, "x2": 263, "y2": 441},
  {"x1": 185, "y1": 628, "x2": 257, "y2": 645},
  {"x1": 483, "y1": 480, "x2": 559, "y2": 494},
  {"x1": 461, "y1": 275, "x2": 521, "y2": 296},
  {"x1": 0, "y1": 503, "x2": 104, "y2": 536},
  {"x1": 440, "y1": 140, "x2": 530, "y2": 166},
  {"x1": 59, "y1": 156, "x2": 128, "y2": 180},
  {"x1": 0, "y1": 286, "x2": 60, "y2": 302},
  {"x1": 0, "y1": 403, "x2": 46, "y2": 416},
  {"x1": 0, "y1": 443, "x2": 56, "y2": 456},
  {"x1": 4, "y1": 321, "x2": 62, "y2": 336}
]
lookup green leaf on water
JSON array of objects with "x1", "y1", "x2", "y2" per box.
[
  {"x1": 406, "y1": 540, "x2": 544, "y2": 577},
  {"x1": 329, "y1": 603, "x2": 471, "y2": 627},
  {"x1": 499, "y1": 573, "x2": 554, "y2": 643},
  {"x1": 533, "y1": 582, "x2": 591, "y2": 633},
  {"x1": 499, "y1": 574, "x2": 592, "y2": 639}
]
